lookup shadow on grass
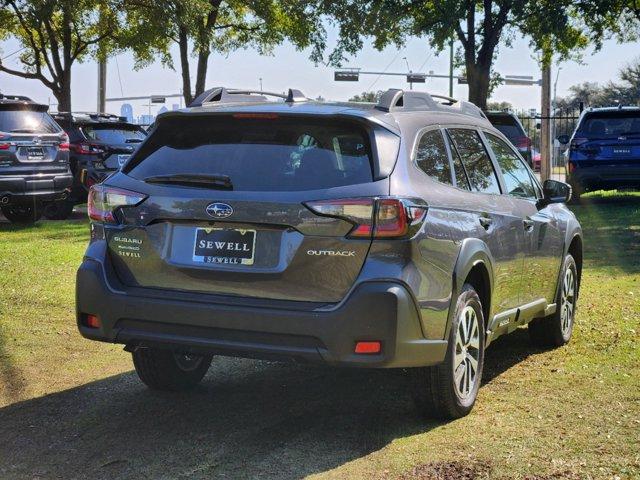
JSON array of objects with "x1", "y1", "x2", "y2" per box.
[
  {"x1": 0, "y1": 324, "x2": 26, "y2": 405},
  {"x1": 0, "y1": 333, "x2": 534, "y2": 480}
]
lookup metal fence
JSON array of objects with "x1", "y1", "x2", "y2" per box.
[{"x1": 513, "y1": 108, "x2": 581, "y2": 180}]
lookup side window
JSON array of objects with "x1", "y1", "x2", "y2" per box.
[
  {"x1": 415, "y1": 129, "x2": 452, "y2": 185},
  {"x1": 447, "y1": 129, "x2": 501, "y2": 194},
  {"x1": 485, "y1": 133, "x2": 537, "y2": 199}
]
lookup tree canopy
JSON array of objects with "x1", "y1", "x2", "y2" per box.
[
  {"x1": 123, "y1": 0, "x2": 325, "y2": 105},
  {"x1": 320, "y1": 0, "x2": 596, "y2": 109},
  {"x1": 0, "y1": 0, "x2": 120, "y2": 111}
]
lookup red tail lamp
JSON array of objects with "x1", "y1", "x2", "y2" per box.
[{"x1": 354, "y1": 341, "x2": 381, "y2": 354}]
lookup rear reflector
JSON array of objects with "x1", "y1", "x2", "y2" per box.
[
  {"x1": 355, "y1": 341, "x2": 381, "y2": 354},
  {"x1": 82, "y1": 314, "x2": 101, "y2": 329}
]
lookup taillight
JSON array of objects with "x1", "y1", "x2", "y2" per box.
[
  {"x1": 515, "y1": 136, "x2": 532, "y2": 149},
  {"x1": 0, "y1": 143, "x2": 9, "y2": 150},
  {"x1": 87, "y1": 184, "x2": 146, "y2": 224},
  {"x1": 567, "y1": 161, "x2": 576, "y2": 174},
  {"x1": 570, "y1": 137, "x2": 588, "y2": 150},
  {"x1": 305, "y1": 197, "x2": 427, "y2": 239},
  {"x1": 71, "y1": 142, "x2": 106, "y2": 155},
  {"x1": 58, "y1": 133, "x2": 69, "y2": 151}
]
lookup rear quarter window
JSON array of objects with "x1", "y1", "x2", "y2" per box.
[{"x1": 126, "y1": 116, "x2": 374, "y2": 191}]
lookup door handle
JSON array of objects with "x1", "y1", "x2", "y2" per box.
[
  {"x1": 523, "y1": 219, "x2": 535, "y2": 231},
  {"x1": 479, "y1": 217, "x2": 493, "y2": 229}
]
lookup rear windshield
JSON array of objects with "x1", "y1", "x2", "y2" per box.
[
  {"x1": 126, "y1": 116, "x2": 374, "y2": 191},
  {"x1": 579, "y1": 112, "x2": 640, "y2": 137},
  {"x1": 486, "y1": 114, "x2": 524, "y2": 139},
  {"x1": 82, "y1": 125, "x2": 146, "y2": 144},
  {"x1": 0, "y1": 110, "x2": 61, "y2": 134}
]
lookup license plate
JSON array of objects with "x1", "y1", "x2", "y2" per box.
[
  {"x1": 117, "y1": 154, "x2": 130, "y2": 167},
  {"x1": 26, "y1": 146, "x2": 44, "y2": 159},
  {"x1": 193, "y1": 228, "x2": 256, "y2": 265}
]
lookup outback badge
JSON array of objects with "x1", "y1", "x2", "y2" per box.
[{"x1": 206, "y1": 202, "x2": 233, "y2": 218}]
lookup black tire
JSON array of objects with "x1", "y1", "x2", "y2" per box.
[
  {"x1": 43, "y1": 200, "x2": 75, "y2": 220},
  {"x1": 412, "y1": 284, "x2": 486, "y2": 419},
  {"x1": 1, "y1": 203, "x2": 43, "y2": 224},
  {"x1": 132, "y1": 348, "x2": 212, "y2": 391},
  {"x1": 529, "y1": 254, "x2": 578, "y2": 348}
]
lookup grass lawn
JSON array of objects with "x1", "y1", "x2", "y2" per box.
[{"x1": 0, "y1": 197, "x2": 639, "y2": 479}]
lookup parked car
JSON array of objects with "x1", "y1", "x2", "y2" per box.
[
  {"x1": 46, "y1": 112, "x2": 147, "y2": 219},
  {"x1": 76, "y1": 87, "x2": 583, "y2": 419},
  {"x1": 0, "y1": 94, "x2": 72, "y2": 223},
  {"x1": 485, "y1": 111, "x2": 534, "y2": 168},
  {"x1": 559, "y1": 106, "x2": 640, "y2": 201}
]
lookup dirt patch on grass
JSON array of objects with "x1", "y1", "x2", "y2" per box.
[
  {"x1": 523, "y1": 472, "x2": 582, "y2": 480},
  {"x1": 393, "y1": 460, "x2": 493, "y2": 479}
]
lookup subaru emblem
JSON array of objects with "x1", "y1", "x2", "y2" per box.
[{"x1": 206, "y1": 202, "x2": 233, "y2": 218}]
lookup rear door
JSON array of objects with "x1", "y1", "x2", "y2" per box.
[
  {"x1": 573, "y1": 111, "x2": 640, "y2": 167},
  {"x1": 0, "y1": 107, "x2": 68, "y2": 173},
  {"x1": 81, "y1": 124, "x2": 146, "y2": 169},
  {"x1": 107, "y1": 114, "x2": 395, "y2": 304},
  {"x1": 484, "y1": 132, "x2": 563, "y2": 304},
  {"x1": 446, "y1": 128, "x2": 525, "y2": 313}
]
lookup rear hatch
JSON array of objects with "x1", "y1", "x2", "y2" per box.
[
  {"x1": 80, "y1": 123, "x2": 146, "y2": 170},
  {"x1": 572, "y1": 111, "x2": 640, "y2": 166},
  {"x1": 101, "y1": 113, "x2": 399, "y2": 303},
  {"x1": 0, "y1": 107, "x2": 68, "y2": 174}
]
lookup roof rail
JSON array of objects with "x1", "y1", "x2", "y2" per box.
[
  {"x1": 374, "y1": 89, "x2": 486, "y2": 119},
  {"x1": 0, "y1": 94, "x2": 34, "y2": 102},
  {"x1": 189, "y1": 87, "x2": 307, "y2": 107},
  {"x1": 53, "y1": 111, "x2": 129, "y2": 122}
]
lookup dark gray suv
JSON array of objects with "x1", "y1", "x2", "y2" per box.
[{"x1": 76, "y1": 88, "x2": 583, "y2": 418}]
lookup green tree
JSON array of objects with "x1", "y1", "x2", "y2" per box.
[
  {"x1": 124, "y1": 0, "x2": 324, "y2": 105},
  {"x1": 321, "y1": 0, "x2": 591, "y2": 109},
  {"x1": 0, "y1": 0, "x2": 119, "y2": 111},
  {"x1": 348, "y1": 90, "x2": 383, "y2": 102}
]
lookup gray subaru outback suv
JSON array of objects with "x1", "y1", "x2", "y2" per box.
[{"x1": 76, "y1": 88, "x2": 583, "y2": 418}]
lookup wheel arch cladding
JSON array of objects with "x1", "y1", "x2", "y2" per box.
[
  {"x1": 448, "y1": 239, "x2": 494, "y2": 338},
  {"x1": 567, "y1": 234, "x2": 583, "y2": 293}
]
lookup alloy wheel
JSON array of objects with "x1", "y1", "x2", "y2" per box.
[
  {"x1": 560, "y1": 267, "x2": 576, "y2": 336},
  {"x1": 454, "y1": 305, "x2": 481, "y2": 399}
]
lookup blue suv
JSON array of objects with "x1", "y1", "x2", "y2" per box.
[{"x1": 559, "y1": 106, "x2": 640, "y2": 200}]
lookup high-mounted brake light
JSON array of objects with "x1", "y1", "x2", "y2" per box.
[
  {"x1": 305, "y1": 197, "x2": 427, "y2": 239},
  {"x1": 87, "y1": 184, "x2": 146, "y2": 224},
  {"x1": 232, "y1": 113, "x2": 279, "y2": 119}
]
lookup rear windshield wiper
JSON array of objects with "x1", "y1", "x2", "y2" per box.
[
  {"x1": 125, "y1": 139, "x2": 143, "y2": 143},
  {"x1": 10, "y1": 128, "x2": 37, "y2": 133},
  {"x1": 143, "y1": 173, "x2": 233, "y2": 190}
]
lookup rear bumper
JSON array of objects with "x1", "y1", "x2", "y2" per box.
[
  {"x1": 76, "y1": 258, "x2": 447, "y2": 368},
  {"x1": 568, "y1": 163, "x2": 640, "y2": 190},
  {"x1": 0, "y1": 172, "x2": 73, "y2": 204}
]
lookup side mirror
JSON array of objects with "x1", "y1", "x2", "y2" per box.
[
  {"x1": 541, "y1": 179, "x2": 572, "y2": 205},
  {"x1": 557, "y1": 134, "x2": 570, "y2": 145}
]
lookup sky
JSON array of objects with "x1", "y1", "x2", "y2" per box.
[{"x1": 1, "y1": 24, "x2": 639, "y2": 119}]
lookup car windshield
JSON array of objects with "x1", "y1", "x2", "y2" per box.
[
  {"x1": 0, "y1": 109, "x2": 61, "y2": 134},
  {"x1": 125, "y1": 116, "x2": 374, "y2": 191},
  {"x1": 82, "y1": 125, "x2": 146, "y2": 144},
  {"x1": 580, "y1": 112, "x2": 640, "y2": 137}
]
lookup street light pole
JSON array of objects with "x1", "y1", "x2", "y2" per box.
[{"x1": 449, "y1": 38, "x2": 454, "y2": 97}]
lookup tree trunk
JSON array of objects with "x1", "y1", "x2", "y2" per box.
[
  {"x1": 55, "y1": 74, "x2": 72, "y2": 112},
  {"x1": 178, "y1": 26, "x2": 192, "y2": 106},
  {"x1": 194, "y1": 48, "x2": 210, "y2": 98},
  {"x1": 466, "y1": 61, "x2": 491, "y2": 110}
]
